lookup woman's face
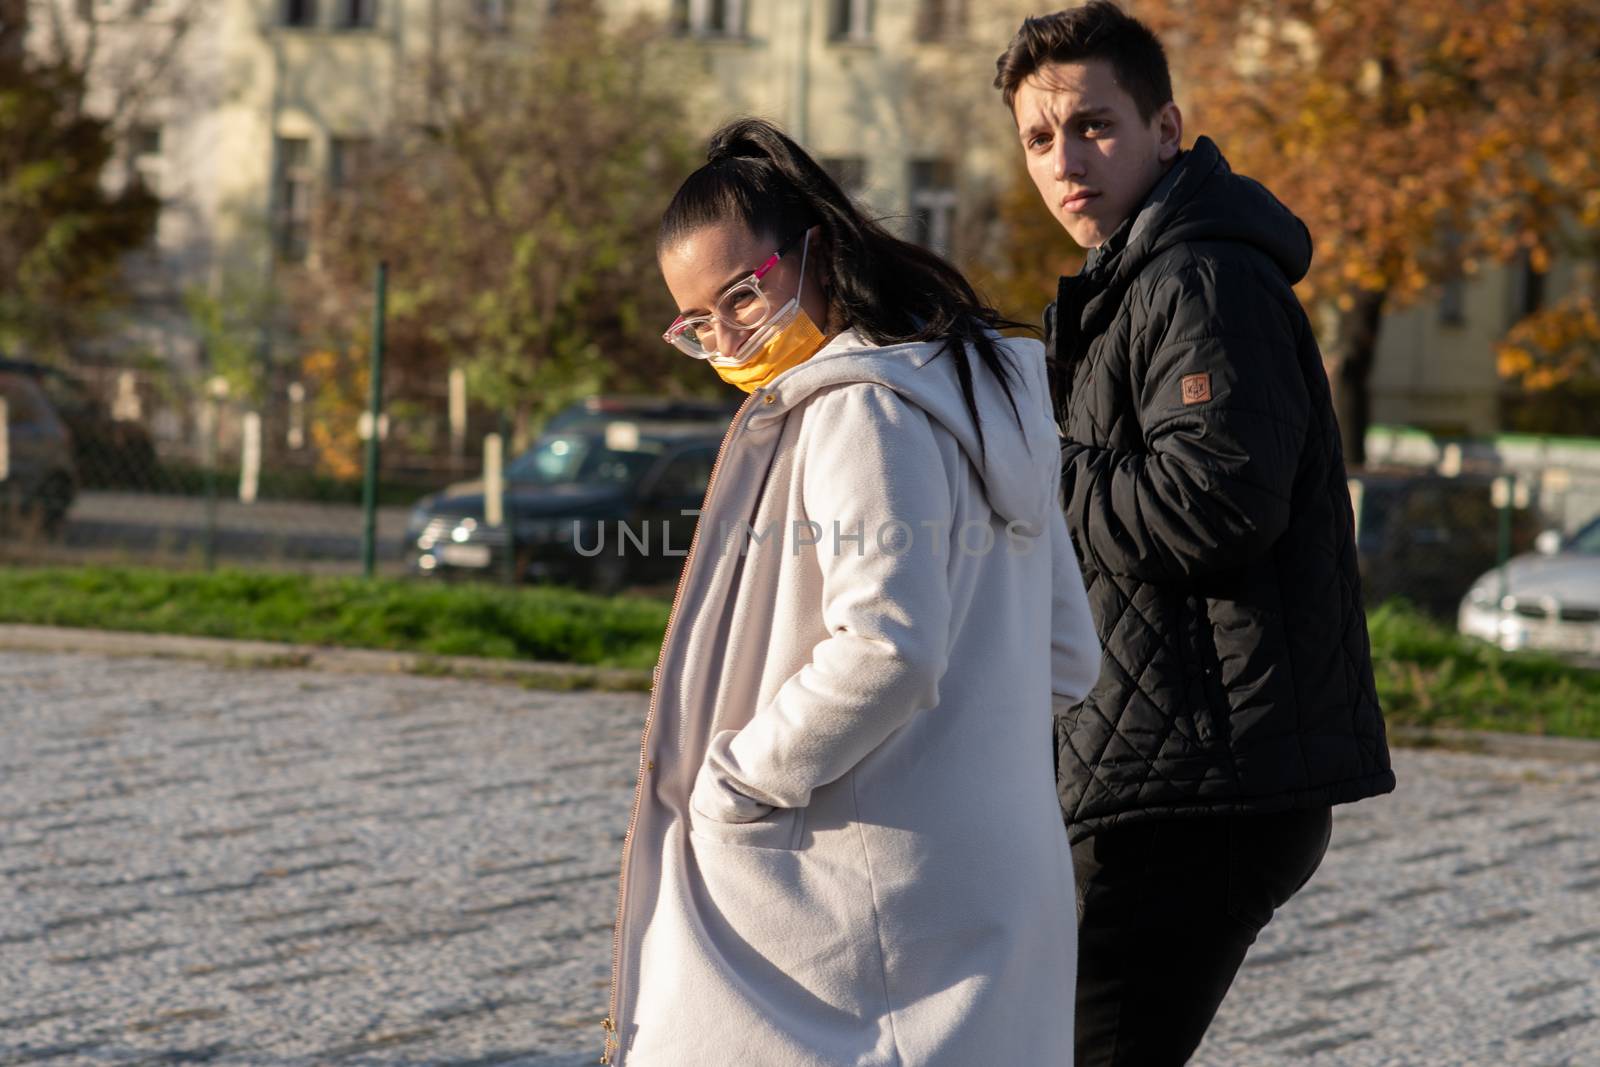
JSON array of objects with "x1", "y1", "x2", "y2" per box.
[{"x1": 660, "y1": 220, "x2": 829, "y2": 362}]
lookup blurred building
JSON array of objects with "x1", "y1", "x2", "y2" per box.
[
  {"x1": 33, "y1": 0, "x2": 1585, "y2": 440},
  {"x1": 36, "y1": 0, "x2": 1035, "y2": 368},
  {"x1": 1371, "y1": 255, "x2": 1584, "y2": 438}
]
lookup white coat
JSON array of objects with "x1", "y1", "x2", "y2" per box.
[{"x1": 603, "y1": 331, "x2": 1100, "y2": 1066}]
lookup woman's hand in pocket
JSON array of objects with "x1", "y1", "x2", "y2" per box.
[{"x1": 691, "y1": 736, "x2": 774, "y2": 825}]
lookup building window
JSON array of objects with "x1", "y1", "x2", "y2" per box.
[
  {"x1": 130, "y1": 123, "x2": 162, "y2": 160},
  {"x1": 670, "y1": 0, "x2": 745, "y2": 37},
  {"x1": 470, "y1": 0, "x2": 511, "y2": 31},
  {"x1": 915, "y1": 0, "x2": 966, "y2": 42},
  {"x1": 329, "y1": 137, "x2": 373, "y2": 190},
  {"x1": 275, "y1": 137, "x2": 314, "y2": 263},
  {"x1": 128, "y1": 122, "x2": 163, "y2": 191},
  {"x1": 829, "y1": 0, "x2": 873, "y2": 43},
  {"x1": 909, "y1": 159, "x2": 957, "y2": 256},
  {"x1": 336, "y1": 0, "x2": 376, "y2": 28},
  {"x1": 1516, "y1": 252, "x2": 1547, "y2": 323},
  {"x1": 1438, "y1": 277, "x2": 1465, "y2": 326},
  {"x1": 281, "y1": 0, "x2": 317, "y2": 27},
  {"x1": 820, "y1": 157, "x2": 867, "y2": 199}
]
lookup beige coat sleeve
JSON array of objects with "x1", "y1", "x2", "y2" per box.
[{"x1": 692, "y1": 384, "x2": 954, "y2": 821}]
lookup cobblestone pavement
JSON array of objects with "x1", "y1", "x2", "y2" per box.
[{"x1": 2, "y1": 652, "x2": 1597, "y2": 1066}]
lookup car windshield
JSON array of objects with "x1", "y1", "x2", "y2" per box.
[
  {"x1": 504, "y1": 433, "x2": 662, "y2": 488},
  {"x1": 1565, "y1": 516, "x2": 1600, "y2": 554}
]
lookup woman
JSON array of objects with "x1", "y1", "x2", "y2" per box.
[{"x1": 603, "y1": 118, "x2": 1100, "y2": 1066}]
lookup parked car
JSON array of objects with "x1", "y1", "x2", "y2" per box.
[
  {"x1": 1350, "y1": 470, "x2": 1537, "y2": 617},
  {"x1": 404, "y1": 419, "x2": 726, "y2": 592},
  {"x1": 0, "y1": 356, "x2": 157, "y2": 489},
  {"x1": 1458, "y1": 514, "x2": 1600, "y2": 657},
  {"x1": 543, "y1": 394, "x2": 740, "y2": 434},
  {"x1": 0, "y1": 369, "x2": 77, "y2": 534}
]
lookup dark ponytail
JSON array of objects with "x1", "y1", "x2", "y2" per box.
[{"x1": 658, "y1": 118, "x2": 1026, "y2": 455}]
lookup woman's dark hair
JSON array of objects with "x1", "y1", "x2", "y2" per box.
[
  {"x1": 994, "y1": 2, "x2": 1172, "y2": 121},
  {"x1": 657, "y1": 118, "x2": 1025, "y2": 454}
]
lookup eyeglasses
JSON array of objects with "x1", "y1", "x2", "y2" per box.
[{"x1": 663, "y1": 231, "x2": 806, "y2": 362}]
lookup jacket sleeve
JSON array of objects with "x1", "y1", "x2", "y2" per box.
[
  {"x1": 1050, "y1": 508, "x2": 1100, "y2": 700},
  {"x1": 692, "y1": 384, "x2": 954, "y2": 821},
  {"x1": 1061, "y1": 262, "x2": 1310, "y2": 582}
]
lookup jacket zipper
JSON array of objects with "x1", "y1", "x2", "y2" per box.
[{"x1": 601, "y1": 392, "x2": 758, "y2": 1065}]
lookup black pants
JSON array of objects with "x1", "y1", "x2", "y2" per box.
[{"x1": 1071, "y1": 806, "x2": 1334, "y2": 1067}]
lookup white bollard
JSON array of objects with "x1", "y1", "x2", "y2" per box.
[
  {"x1": 0, "y1": 396, "x2": 9, "y2": 482},
  {"x1": 240, "y1": 411, "x2": 262, "y2": 503},
  {"x1": 287, "y1": 382, "x2": 306, "y2": 450},
  {"x1": 449, "y1": 367, "x2": 467, "y2": 457},
  {"x1": 357, "y1": 411, "x2": 390, "y2": 442},
  {"x1": 484, "y1": 432, "x2": 504, "y2": 528},
  {"x1": 113, "y1": 370, "x2": 142, "y2": 422}
]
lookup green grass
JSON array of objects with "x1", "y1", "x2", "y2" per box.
[
  {"x1": 0, "y1": 566, "x2": 670, "y2": 672},
  {"x1": 1367, "y1": 601, "x2": 1600, "y2": 740},
  {"x1": 0, "y1": 565, "x2": 1598, "y2": 739}
]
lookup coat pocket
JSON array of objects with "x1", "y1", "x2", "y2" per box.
[
  {"x1": 689, "y1": 801, "x2": 806, "y2": 851},
  {"x1": 1184, "y1": 595, "x2": 1230, "y2": 748}
]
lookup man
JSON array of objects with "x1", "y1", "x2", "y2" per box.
[{"x1": 993, "y1": 5, "x2": 1395, "y2": 1065}]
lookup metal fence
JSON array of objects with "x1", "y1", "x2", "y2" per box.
[
  {"x1": 1357, "y1": 428, "x2": 1600, "y2": 618},
  {"x1": 7, "y1": 364, "x2": 1600, "y2": 620},
  {"x1": 0, "y1": 358, "x2": 487, "y2": 578}
]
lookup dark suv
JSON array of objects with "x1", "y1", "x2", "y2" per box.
[
  {"x1": 404, "y1": 420, "x2": 725, "y2": 592},
  {"x1": 1350, "y1": 470, "x2": 1538, "y2": 616},
  {"x1": 0, "y1": 357, "x2": 157, "y2": 489},
  {"x1": 0, "y1": 369, "x2": 76, "y2": 534}
]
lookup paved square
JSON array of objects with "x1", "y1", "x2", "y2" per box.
[{"x1": 1, "y1": 652, "x2": 1596, "y2": 1065}]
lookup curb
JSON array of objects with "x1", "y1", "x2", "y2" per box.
[
  {"x1": 4, "y1": 626, "x2": 1597, "y2": 756},
  {"x1": 0, "y1": 624, "x2": 654, "y2": 693},
  {"x1": 1389, "y1": 724, "x2": 1600, "y2": 763}
]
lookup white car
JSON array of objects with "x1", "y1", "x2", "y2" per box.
[{"x1": 1458, "y1": 517, "x2": 1600, "y2": 657}]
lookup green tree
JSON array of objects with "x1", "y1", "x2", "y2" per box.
[
  {"x1": 0, "y1": 0, "x2": 156, "y2": 355},
  {"x1": 295, "y1": 5, "x2": 704, "y2": 457}
]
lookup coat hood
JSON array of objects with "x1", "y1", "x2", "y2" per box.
[
  {"x1": 746, "y1": 331, "x2": 1058, "y2": 537},
  {"x1": 1109, "y1": 135, "x2": 1313, "y2": 291}
]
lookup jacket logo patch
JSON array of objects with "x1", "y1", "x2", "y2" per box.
[{"x1": 1181, "y1": 373, "x2": 1212, "y2": 406}]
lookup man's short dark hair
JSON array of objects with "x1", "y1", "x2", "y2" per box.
[{"x1": 994, "y1": 2, "x2": 1173, "y2": 121}]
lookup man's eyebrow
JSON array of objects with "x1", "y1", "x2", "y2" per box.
[
  {"x1": 1019, "y1": 103, "x2": 1115, "y2": 136},
  {"x1": 1068, "y1": 104, "x2": 1115, "y2": 122}
]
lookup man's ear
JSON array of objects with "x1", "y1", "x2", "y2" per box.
[{"x1": 1157, "y1": 102, "x2": 1183, "y2": 163}]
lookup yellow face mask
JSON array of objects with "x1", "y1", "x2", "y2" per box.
[
  {"x1": 710, "y1": 230, "x2": 828, "y2": 393},
  {"x1": 711, "y1": 305, "x2": 827, "y2": 393}
]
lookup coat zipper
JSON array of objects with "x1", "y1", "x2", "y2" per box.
[{"x1": 602, "y1": 392, "x2": 759, "y2": 1065}]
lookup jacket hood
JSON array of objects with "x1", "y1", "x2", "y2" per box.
[
  {"x1": 747, "y1": 331, "x2": 1059, "y2": 537},
  {"x1": 1110, "y1": 136, "x2": 1313, "y2": 290}
]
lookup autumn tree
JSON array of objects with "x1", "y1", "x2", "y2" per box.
[
  {"x1": 0, "y1": 0, "x2": 159, "y2": 355},
  {"x1": 1496, "y1": 251, "x2": 1600, "y2": 433},
  {"x1": 292, "y1": 4, "x2": 703, "y2": 470},
  {"x1": 967, "y1": 156, "x2": 1084, "y2": 329},
  {"x1": 1127, "y1": 0, "x2": 1600, "y2": 463}
]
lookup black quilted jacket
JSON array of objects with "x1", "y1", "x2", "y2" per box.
[{"x1": 1044, "y1": 137, "x2": 1394, "y2": 843}]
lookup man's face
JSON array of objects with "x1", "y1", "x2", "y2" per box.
[{"x1": 1013, "y1": 59, "x2": 1182, "y2": 249}]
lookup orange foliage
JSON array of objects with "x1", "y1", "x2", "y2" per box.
[
  {"x1": 1132, "y1": 0, "x2": 1600, "y2": 311},
  {"x1": 1498, "y1": 295, "x2": 1600, "y2": 392},
  {"x1": 299, "y1": 346, "x2": 370, "y2": 480}
]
